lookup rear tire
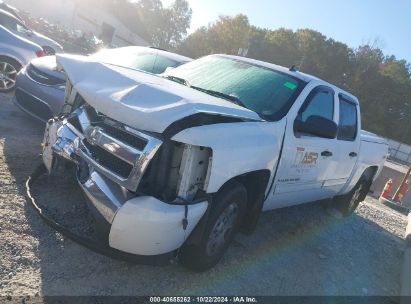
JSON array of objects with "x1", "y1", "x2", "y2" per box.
[
  {"x1": 179, "y1": 180, "x2": 247, "y2": 271},
  {"x1": 43, "y1": 46, "x2": 56, "y2": 56},
  {"x1": 335, "y1": 177, "x2": 371, "y2": 216},
  {"x1": 0, "y1": 57, "x2": 21, "y2": 93}
]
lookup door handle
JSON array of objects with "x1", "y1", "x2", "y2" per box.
[
  {"x1": 321, "y1": 150, "x2": 333, "y2": 157},
  {"x1": 349, "y1": 152, "x2": 358, "y2": 157}
]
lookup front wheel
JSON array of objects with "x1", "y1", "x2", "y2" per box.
[
  {"x1": 179, "y1": 181, "x2": 247, "y2": 271},
  {"x1": 0, "y1": 58, "x2": 21, "y2": 93}
]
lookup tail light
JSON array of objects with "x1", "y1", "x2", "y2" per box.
[{"x1": 36, "y1": 50, "x2": 45, "y2": 57}]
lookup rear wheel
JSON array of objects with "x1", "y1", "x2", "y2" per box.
[
  {"x1": 43, "y1": 46, "x2": 56, "y2": 56},
  {"x1": 335, "y1": 178, "x2": 371, "y2": 216},
  {"x1": 179, "y1": 181, "x2": 247, "y2": 271},
  {"x1": 0, "y1": 57, "x2": 21, "y2": 93}
]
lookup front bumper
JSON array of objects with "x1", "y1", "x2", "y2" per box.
[{"x1": 42, "y1": 117, "x2": 208, "y2": 256}]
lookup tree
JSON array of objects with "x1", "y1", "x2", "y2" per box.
[
  {"x1": 178, "y1": 14, "x2": 251, "y2": 56},
  {"x1": 87, "y1": 0, "x2": 192, "y2": 49},
  {"x1": 135, "y1": 0, "x2": 192, "y2": 49},
  {"x1": 256, "y1": 28, "x2": 301, "y2": 67}
]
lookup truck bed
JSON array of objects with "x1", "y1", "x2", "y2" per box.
[{"x1": 361, "y1": 130, "x2": 387, "y2": 145}]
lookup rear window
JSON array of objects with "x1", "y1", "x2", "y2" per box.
[
  {"x1": 153, "y1": 55, "x2": 181, "y2": 74},
  {"x1": 92, "y1": 49, "x2": 157, "y2": 73},
  {"x1": 338, "y1": 96, "x2": 358, "y2": 141},
  {"x1": 0, "y1": 12, "x2": 18, "y2": 31}
]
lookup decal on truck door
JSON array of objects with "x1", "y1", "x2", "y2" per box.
[
  {"x1": 290, "y1": 147, "x2": 319, "y2": 175},
  {"x1": 276, "y1": 147, "x2": 320, "y2": 186},
  {"x1": 293, "y1": 147, "x2": 318, "y2": 166}
]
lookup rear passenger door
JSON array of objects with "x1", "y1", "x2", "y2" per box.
[{"x1": 324, "y1": 93, "x2": 360, "y2": 194}]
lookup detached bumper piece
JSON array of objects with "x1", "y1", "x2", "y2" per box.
[
  {"x1": 30, "y1": 106, "x2": 208, "y2": 264},
  {"x1": 26, "y1": 164, "x2": 175, "y2": 265}
]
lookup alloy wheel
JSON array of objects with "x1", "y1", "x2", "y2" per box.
[
  {"x1": 43, "y1": 46, "x2": 56, "y2": 56},
  {"x1": 0, "y1": 61, "x2": 18, "y2": 91},
  {"x1": 348, "y1": 184, "x2": 363, "y2": 212},
  {"x1": 206, "y1": 202, "x2": 239, "y2": 257}
]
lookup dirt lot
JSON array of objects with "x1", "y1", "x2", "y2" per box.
[{"x1": 0, "y1": 92, "x2": 407, "y2": 296}]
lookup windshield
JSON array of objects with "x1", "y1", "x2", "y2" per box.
[
  {"x1": 91, "y1": 48, "x2": 182, "y2": 74},
  {"x1": 165, "y1": 55, "x2": 305, "y2": 121}
]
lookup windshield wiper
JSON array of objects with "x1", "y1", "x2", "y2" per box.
[
  {"x1": 164, "y1": 75, "x2": 191, "y2": 87},
  {"x1": 164, "y1": 75, "x2": 247, "y2": 108},
  {"x1": 190, "y1": 86, "x2": 247, "y2": 108}
]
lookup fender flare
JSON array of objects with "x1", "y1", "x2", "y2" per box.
[{"x1": 0, "y1": 53, "x2": 24, "y2": 68}]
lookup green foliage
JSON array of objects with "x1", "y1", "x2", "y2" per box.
[
  {"x1": 178, "y1": 14, "x2": 251, "y2": 57},
  {"x1": 94, "y1": 0, "x2": 192, "y2": 49},
  {"x1": 133, "y1": 0, "x2": 192, "y2": 49},
  {"x1": 177, "y1": 15, "x2": 411, "y2": 144}
]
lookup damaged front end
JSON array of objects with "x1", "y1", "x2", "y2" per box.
[{"x1": 40, "y1": 91, "x2": 209, "y2": 259}]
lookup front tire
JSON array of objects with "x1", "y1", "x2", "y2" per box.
[
  {"x1": 0, "y1": 57, "x2": 21, "y2": 93},
  {"x1": 179, "y1": 181, "x2": 247, "y2": 271}
]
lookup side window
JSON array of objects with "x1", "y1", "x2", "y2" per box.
[
  {"x1": 16, "y1": 22, "x2": 30, "y2": 34},
  {"x1": 0, "y1": 14, "x2": 5, "y2": 27},
  {"x1": 152, "y1": 55, "x2": 179, "y2": 74},
  {"x1": 338, "y1": 97, "x2": 358, "y2": 141},
  {"x1": 300, "y1": 87, "x2": 334, "y2": 122},
  {"x1": 0, "y1": 14, "x2": 17, "y2": 31}
]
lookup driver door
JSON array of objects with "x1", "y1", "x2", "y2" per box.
[{"x1": 265, "y1": 86, "x2": 338, "y2": 209}]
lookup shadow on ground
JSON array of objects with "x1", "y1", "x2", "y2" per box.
[{"x1": 0, "y1": 93, "x2": 405, "y2": 296}]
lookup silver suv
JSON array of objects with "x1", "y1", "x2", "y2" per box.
[
  {"x1": 0, "y1": 24, "x2": 43, "y2": 92},
  {"x1": 0, "y1": 9, "x2": 63, "y2": 55}
]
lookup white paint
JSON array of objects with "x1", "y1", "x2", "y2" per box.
[
  {"x1": 172, "y1": 120, "x2": 285, "y2": 193},
  {"x1": 109, "y1": 196, "x2": 208, "y2": 255}
]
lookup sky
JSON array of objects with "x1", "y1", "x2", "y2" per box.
[{"x1": 162, "y1": 0, "x2": 411, "y2": 63}]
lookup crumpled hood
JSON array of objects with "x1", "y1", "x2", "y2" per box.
[{"x1": 56, "y1": 54, "x2": 262, "y2": 133}]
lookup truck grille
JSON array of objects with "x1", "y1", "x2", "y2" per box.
[
  {"x1": 95, "y1": 122, "x2": 148, "y2": 151},
  {"x1": 66, "y1": 104, "x2": 162, "y2": 191},
  {"x1": 82, "y1": 140, "x2": 133, "y2": 179}
]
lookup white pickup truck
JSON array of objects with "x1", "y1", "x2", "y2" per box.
[{"x1": 40, "y1": 54, "x2": 388, "y2": 271}]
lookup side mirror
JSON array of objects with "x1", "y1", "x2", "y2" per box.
[{"x1": 294, "y1": 115, "x2": 337, "y2": 139}]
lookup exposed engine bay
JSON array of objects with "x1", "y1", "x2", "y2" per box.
[
  {"x1": 44, "y1": 92, "x2": 212, "y2": 205},
  {"x1": 39, "y1": 84, "x2": 211, "y2": 257}
]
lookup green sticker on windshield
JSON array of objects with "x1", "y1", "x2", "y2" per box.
[{"x1": 284, "y1": 81, "x2": 297, "y2": 90}]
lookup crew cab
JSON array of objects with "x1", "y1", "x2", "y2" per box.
[{"x1": 40, "y1": 54, "x2": 388, "y2": 271}]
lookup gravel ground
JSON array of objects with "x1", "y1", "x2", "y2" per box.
[{"x1": 0, "y1": 92, "x2": 407, "y2": 297}]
